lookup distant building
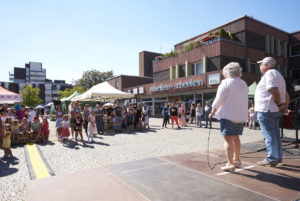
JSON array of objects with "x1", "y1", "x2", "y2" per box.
[{"x1": 2, "y1": 61, "x2": 72, "y2": 104}]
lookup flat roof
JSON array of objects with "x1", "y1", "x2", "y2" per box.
[
  {"x1": 175, "y1": 15, "x2": 292, "y2": 47},
  {"x1": 107, "y1": 74, "x2": 153, "y2": 80}
]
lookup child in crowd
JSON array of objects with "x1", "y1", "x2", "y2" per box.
[
  {"x1": 20, "y1": 117, "x2": 29, "y2": 143},
  {"x1": 73, "y1": 111, "x2": 85, "y2": 145},
  {"x1": 5, "y1": 117, "x2": 12, "y2": 126},
  {"x1": 0, "y1": 119, "x2": 3, "y2": 145},
  {"x1": 11, "y1": 119, "x2": 20, "y2": 143},
  {"x1": 1, "y1": 123, "x2": 13, "y2": 158},
  {"x1": 60, "y1": 115, "x2": 70, "y2": 142},
  {"x1": 248, "y1": 103, "x2": 257, "y2": 129},
  {"x1": 40, "y1": 116, "x2": 50, "y2": 144},
  {"x1": 88, "y1": 109, "x2": 96, "y2": 143},
  {"x1": 32, "y1": 116, "x2": 41, "y2": 142}
]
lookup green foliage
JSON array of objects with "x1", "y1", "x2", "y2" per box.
[
  {"x1": 182, "y1": 41, "x2": 195, "y2": 53},
  {"x1": 21, "y1": 83, "x2": 43, "y2": 106},
  {"x1": 218, "y1": 28, "x2": 230, "y2": 39},
  {"x1": 229, "y1": 32, "x2": 238, "y2": 41},
  {"x1": 75, "y1": 69, "x2": 114, "y2": 89},
  {"x1": 162, "y1": 50, "x2": 178, "y2": 58},
  {"x1": 58, "y1": 86, "x2": 87, "y2": 99}
]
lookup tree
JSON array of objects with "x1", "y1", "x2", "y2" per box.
[
  {"x1": 59, "y1": 86, "x2": 87, "y2": 99},
  {"x1": 75, "y1": 69, "x2": 114, "y2": 89},
  {"x1": 21, "y1": 83, "x2": 43, "y2": 106}
]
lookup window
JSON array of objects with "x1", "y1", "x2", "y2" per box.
[
  {"x1": 191, "y1": 61, "x2": 204, "y2": 75},
  {"x1": 251, "y1": 63, "x2": 260, "y2": 75},
  {"x1": 115, "y1": 80, "x2": 119, "y2": 89},
  {"x1": 179, "y1": 65, "x2": 185, "y2": 77},
  {"x1": 291, "y1": 44, "x2": 300, "y2": 57}
]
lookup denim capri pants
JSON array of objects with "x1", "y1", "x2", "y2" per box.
[{"x1": 220, "y1": 119, "x2": 244, "y2": 136}]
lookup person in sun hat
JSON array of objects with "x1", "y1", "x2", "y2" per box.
[{"x1": 255, "y1": 57, "x2": 289, "y2": 167}]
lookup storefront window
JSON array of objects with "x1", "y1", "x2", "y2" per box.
[
  {"x1": 155, "y1": 97, "x2": 167, "y2": 101},
  {"x1": 154, "y1": 101, "x2": 166, "y2": 116},
  {"x1": 142, "y1": 98, "x2": 152, "y2": 102},
  {"x1": 203, "y1": 92, "x2": 216, "y2": 104}
]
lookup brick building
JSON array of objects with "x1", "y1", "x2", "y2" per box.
[{"x1": 122, "y1": 15, "x2": 300, "y2": 116}]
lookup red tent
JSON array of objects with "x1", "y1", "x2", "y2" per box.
[{"x1": 0, "y1": 86, "x2": 21, "y2": 104}]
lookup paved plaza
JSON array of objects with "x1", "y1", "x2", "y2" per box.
[{"x1": 0, "y1": 118, "x2": 299, "y2": 201}]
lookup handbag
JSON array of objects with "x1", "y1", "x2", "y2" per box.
[{"x1": 178, "y1": 114, "x2": 181, "y2": 118}]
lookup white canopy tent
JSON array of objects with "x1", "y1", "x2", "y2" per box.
[
  {"x1": 71, "y1": 81, "x2": 135, "y2": 102},
  {"x1": 45, "y1": 102, "x2": 53, "y2": 107},
  {"x1": 35, "y1": 104, "x2": 45, "y2": 109}
]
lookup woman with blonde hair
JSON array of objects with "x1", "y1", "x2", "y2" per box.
[
  {"x1": 209, "y1": 62, "x2": 248, "y2": 172},
  {"x1": 195, "y1": 103, "x2": 203, "y2": 128}
]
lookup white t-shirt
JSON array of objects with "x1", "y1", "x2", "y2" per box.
[
  {"x1": 212, "y1": 77, "x2": 248, "y2": 122},
  {"x1": 196, "y1": 107, "x2": 202, "y2": 116},
  {"x1": 28, "y1": 110, "x2": 36, "y2": 122},
  {"x1": 254, "y1": 69, "x2": 286, "y2": 113}
]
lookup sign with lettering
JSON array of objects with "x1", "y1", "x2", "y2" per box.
[
  {"x1": 149, "y1": 79, "x2": 203, "y2": 93},
  {"x1": 139, "y1": 87, "x2": 144, "y2": 94},
  {"x1": 208, "y1": 74, "x2": 220, "y2": 85},
  {"x1": 133, "y1": 88, "x2": 138, "y2": 94}
]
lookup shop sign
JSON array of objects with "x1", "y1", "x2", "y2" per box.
[
  {"x1": 133, "y1": 88, "x2": 138, "y2": 94},
  {"x1": 208, "y1": 73, "x2": 220, "y2": 85},
  {"x1": 150, "y1": 79, "x2": 203, "y2": 93},
  {"x1": 139, "y1": 87, "x2": 144, "y2": 94}
]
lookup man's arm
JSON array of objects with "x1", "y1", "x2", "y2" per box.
[
  {"x1": 269, "y1": 87, "x2": 287, "y2": 112},
  {"x1": 269, "y1": 87, "x2": 282, "y2": 106}
]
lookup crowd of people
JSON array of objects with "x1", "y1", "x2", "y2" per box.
[
  {"x1": 0, "y1": 103, "x2": 50, "y2": 158},
  {"x1": 54, "y1": 101, "x2": 152, "y2": 145},
  {"x1": 161, "y1": 102, "x2": 213, "y2": 129}
]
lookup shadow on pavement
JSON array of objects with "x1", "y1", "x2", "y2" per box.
[
  {"x1": 0, "y1": 156, "x2": 19, "y2": 177},
  {"x1": 235, "y1": 169, "x2": 300, "y2": 192},
  {"x1": 277, "y1": 164, "x2": 300, "y2": 173}
]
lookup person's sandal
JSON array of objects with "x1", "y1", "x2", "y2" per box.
[
  {"x1": 257, "y1": 160, "x2": 278, "y2": 167},
  {"x1": 221, "y1": 164, "x2": 235, "y2": 172},
  {"x1": 233, "y1": 160, "x2": 242, "y2": 168}
]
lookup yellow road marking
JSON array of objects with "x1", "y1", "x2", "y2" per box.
[{"x1": 26, "y1": 143, "x2": 50, "y2": 179}]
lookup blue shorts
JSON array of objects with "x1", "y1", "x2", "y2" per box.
[{"x1": 220, "y1": 119, "x2": 244, "y2": 136}]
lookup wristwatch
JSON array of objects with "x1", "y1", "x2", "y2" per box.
[{"x1": 277, "y1": 103, "x2": 283, "y2": 107}]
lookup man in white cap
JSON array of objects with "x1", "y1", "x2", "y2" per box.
[{"x1": 255, "y1": 57, "x2": 288, "y2": 167}]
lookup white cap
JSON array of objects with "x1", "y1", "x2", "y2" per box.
[{"x1": 257, "y1": 57, "x2": 276, "y2": 67}]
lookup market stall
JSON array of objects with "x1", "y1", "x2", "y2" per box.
[
  {"x1": 0, "y1": 86, "x2": 21, "y2": 104},
  {"x1": 72, "y1": 81, "x2": 134, "y2": 102}
]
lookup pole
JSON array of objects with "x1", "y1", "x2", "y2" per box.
[
  {"x1": 295, "y1": 98, "x2": 299, "y2": 148},
  {"x1": 281, "y1": 115, "x2": 284, "y2": 138}
]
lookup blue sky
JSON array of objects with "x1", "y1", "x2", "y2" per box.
[{"x1": 0, "y1": 0, "x2": 299, "y2": 84}]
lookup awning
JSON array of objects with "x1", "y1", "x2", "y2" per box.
[{"x1": 0, "y1": 86, "x2": 22, "y2": 104}]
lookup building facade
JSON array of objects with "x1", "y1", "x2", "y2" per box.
[
  {"x1": 122, "y1": 15, "x2": 299, "y2": 116},
  {"x1": 3, "y1": 61, "x2": 72, "y2": 104},
  {"x1": 107, "y1": 75, "x2": 153, "y2": 92}
]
